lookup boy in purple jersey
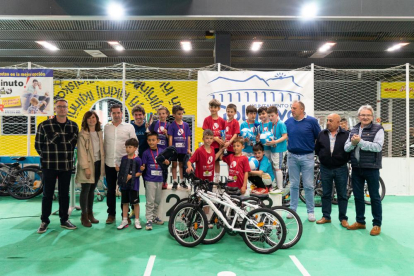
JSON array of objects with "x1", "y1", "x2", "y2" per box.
[
  {"x1": 116, "y1": 138, "x2": 142, "y2": 230},
  {"x1": 148, "y1": 106, "x2": 170, "y2": 189},
  {"x1": 168, "y1": 105, "x2": 191, "y2": 190},
  {"x1": 141, "y1": 132, "x2": 167, "y2": 230}
]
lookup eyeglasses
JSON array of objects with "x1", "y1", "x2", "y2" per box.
[
  {"x1": 56, "y1": 106, "x2": 68, "y2": 109},
  {"x1": 359, "y1": 114, "x2": 372, "y2": 118}
]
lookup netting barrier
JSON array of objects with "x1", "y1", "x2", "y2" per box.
[{"x1": 0, "y1": 62, "x2": 412, "y2": 160}]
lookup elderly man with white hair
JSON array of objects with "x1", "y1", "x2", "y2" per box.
[{"x1": 344, "y1": 104, "x2": 384, "y2": 236}]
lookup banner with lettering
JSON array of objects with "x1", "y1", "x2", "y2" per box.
[
  {"x1": 197, "y1": 71, "x2": 314, "y2": 127},
  {"x1": 0, "y1": 69, "x2": 53, "y2": 116},
  {"x1": 381, "y1": 82, "x2": 414, "y2": 99}
]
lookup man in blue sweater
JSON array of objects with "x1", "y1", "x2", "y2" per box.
[{"x1": 285, "y1": 101, "x2": 321, "y2": 221}]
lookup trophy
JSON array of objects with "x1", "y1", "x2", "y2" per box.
[
  {"x1": 220, "y1": 129, "x2": 227, "y2": 155},
  {"x1": 145, "y1": 112, "x2": 153, "y2": 132}
]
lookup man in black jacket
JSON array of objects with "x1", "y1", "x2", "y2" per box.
[
  {"x1": 35, "y1": 99, "x2": 79, "y2": 234},
  {"x1": 315, "y1": 113, "x2": 350, "y2": 228}
]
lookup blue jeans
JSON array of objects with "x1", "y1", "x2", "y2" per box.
[
  {"x1": 320, "y1": 164, "x2": 349, "y2": 221},
  {"x1": 351, "y1": 167, "x2": 382, "y2": 227},
  {"x1": 288, "y1": 152, "x2": 315, "y2": 213}
]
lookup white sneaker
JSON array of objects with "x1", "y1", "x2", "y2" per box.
[
  {"x1": 117, "y1": 219, "x2": 129, "y2": 230},
  {"x1": 286, "y1": 213, "x2": 294, "y2": 219},
  {"x1": 308, "y1": 213, "x2": 316, "y2": 222},
  {"x1": 135, "y1": 219, "x2": 142, "y2": 230}
]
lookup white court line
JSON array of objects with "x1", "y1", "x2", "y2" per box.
[
  {"x1": 289, "y1": 255, "x2": 311, "y2": 276},
  {"x1": 143, "y1": 255, "x2": 156, "y2": 276}
]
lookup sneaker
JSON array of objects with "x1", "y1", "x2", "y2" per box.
[
  {"x1": 153, "y1": 217, "x2": 164, "y2": 225},
  {"x1": 308, "y1": 213, "x2": 316, "y2": 222},
  {"x1": 37, "y1": 222, "x2": 49, "y2": 234},
  {"x1": 172, "y1": 182, "x2": 178, "y2": 190},
  {"x1": 286, "y1": 213, "x2": 294, "y2": 219},
  {"x1": 180, "y1": 181, "x2": 188, "y2": 189},
  {"x1": 135, "y1": 219, "x2": 142, "y2": 230},
  {"x1": 146, "y1": 221, "x2": 153, "y2": 230},
  {"x1": 252, "y1": 188, "x2": 268, "y2": 195},
  {"x1": 162, "y1": 183, "x2": 168, "y2": 190},
  {"x1": 61, "y1": 220, "x2": 77, "y2": 230},
  {"x1": 117, "y1": 219, "x2": 129, "y2": 230}
]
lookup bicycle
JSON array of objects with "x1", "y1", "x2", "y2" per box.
[
  {"x1": 0, "y1": 157, "x2": 43, "y2": 200},
  {"x1": 169, "y1": 176, "x2": 287, "y2": 254}
]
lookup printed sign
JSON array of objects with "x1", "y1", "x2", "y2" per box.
[
  {"x1": 197, "y1": 71, "x2": 314, "y2": 126},
  {"x1": 0, "y1": 69, "x2": 53, "y2": 116}
]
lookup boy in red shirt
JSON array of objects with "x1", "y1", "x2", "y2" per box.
[
  {"x1": 186, "y1": 129, "x2": 223, "y2": 182},
  {"x1": 202, "y1": 99, "x2": 225, "y2": 182},
  {"x1": 220, "y1": 138, "x2": 251, "y2": 194},
  {"x1": 223, "y1": 104, "x2": 240, "y2": 155}
]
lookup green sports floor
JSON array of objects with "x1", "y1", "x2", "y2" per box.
[{"x1": 1, "y1": 195, "x2": 414, "y2": 276}]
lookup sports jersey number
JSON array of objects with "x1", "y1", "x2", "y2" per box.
[{"x1": 166, "y1": 194, "x2": 180, "y2": 217}]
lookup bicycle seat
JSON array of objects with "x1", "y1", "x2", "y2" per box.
[
  {"x1": 249, "y1": 193, "x2": 269, "y2": 199},
  {"x1": 231, "y1": 195, "x2": 260, "y2": 203},
  {"x1": 11, "y1": 157, "x2": 26, "y2": 162},
  {"x1": 226, "y1": 188, "x2": 241, "y2": 196},
  {"x1": 1, "y1": 162, "x2": 20, "y2": 168}
]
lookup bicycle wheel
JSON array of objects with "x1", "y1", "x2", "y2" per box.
[
  {"x1": 202, "y1": 208, "x2": 226, "y2": 245},
  {"x1": 8, "y1": 168, "x2": 43, "y2": 200},
  {"x1": 241, "y1": 208, "x2": 286, "y2": 254},
  {"x1": 168, "y1": 198, "x2": 190, "y2": 236},
  {"x1": 271, "y1": 206, "x2": 303, "y2": 249},
  {"x1": 170, "y1": 203, "x2": 208, "y2": 247},
  {"x1": 0, "y1": 168, "x2": 10, "y2": 196},
  {"x1": 364, "y1": 177, "x2": 386, "y2": 205}
]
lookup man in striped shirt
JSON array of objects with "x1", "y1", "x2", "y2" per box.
[{"x1": 35, "y1": 99, "x2": 79, "y2": 234}]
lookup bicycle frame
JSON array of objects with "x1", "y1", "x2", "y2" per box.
[{"x1": 197, "y1": 189, "x2": 267, "y2": 234}]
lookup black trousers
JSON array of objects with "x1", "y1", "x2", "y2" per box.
[
  {"x1": 248, "y1": 176, "x2": 266, "y2": 189},
  {"x1": 80, "y1": 161, "x2": 101, "y2": 213},
  {"x1": 105, "y1": 165, "x2": 118, "y2": 216},
  {"x1": 41, "y1": 169, "x2": 72, "y2": 224}
]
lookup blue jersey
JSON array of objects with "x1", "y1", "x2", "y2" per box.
[
  {"x1": 257, "y1": 121, "x2": 272, "y2": 152},
  {"x1": 270, "y1": 120, "x2": 287, "y2": 153},
  {"x1": 240, "y1": 121, "x2": 259, "y2": 153},
  {"x1": 257, "y1": 156, "x2": 274, "y2": 180}
]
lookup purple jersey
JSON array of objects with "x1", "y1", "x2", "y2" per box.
[
  {"x1": 142, "y1": 147, "x2": 163, "y2": 182},
  {"x1": 149, "y1": 120, "x2": 169, "y2": 151},
  {"x1": 167, "y1": 121, "x2": 191, "y2": 154}
]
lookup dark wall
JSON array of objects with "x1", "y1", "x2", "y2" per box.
[{"x1": 2, "y1": 0, "x2": 414, "y2": 16}]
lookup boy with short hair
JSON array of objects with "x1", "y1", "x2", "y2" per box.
[
  {"x1": 203, "y1": 99, "x2": 226, "y2": 182},
  {"x1": 168, "y1": 105, "x2": 192, "y2": 190},
  {"x1": 249, "y1": 143, "x2": 275, "y2": 194},
  {"x1": 257, "y1": 106, "x2": 272, "y2": 160},
  {"x1": 149, "y1": 106, "x2": 170, "y2": 189},
  {"x1": 141, "y1": 132, "x2": 166, "y2": 230},
  {"x1": 186, "y1": 129, "x2": 223, "y2": 182},
  {"x1": 224, "y1": 104, "x2": 240, "y2": 155},
  {"x1": 240, "y1": 105, "x2": 258, "y2": 157},
  {"x1": 219, "y1": 138, "x2": 251, "y2": 194},
  {"x1": 266, "y1": 106, "x2": 288, "y2": 191},
  {"x1": 116, "y1": 138, "x2": 142, "y2": 230}
]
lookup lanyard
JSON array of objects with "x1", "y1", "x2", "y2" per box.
[
  {"x1": 150, "y1": 149, "x2": 159, "y2": 169},
  {"x1": 246, "y1": 121, "x2": 255, "y2": 131},
  {"x1": 175, "y1": 121, "x2": 185, "y2": 139},
  {"x1": 271, "y1": 119, "x2": 279, "y2": 136},
  {"x1": 158, "y1": 121, "x2": 166, "y2": 134}
]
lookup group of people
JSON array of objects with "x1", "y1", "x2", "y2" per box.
[{"x1": 34, "y1": 97, "x2": 384, "y2": 237}]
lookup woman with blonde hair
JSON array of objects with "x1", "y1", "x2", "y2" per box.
[{"x1": 75, "y1": 111, "x2": 105, "y2": 227}]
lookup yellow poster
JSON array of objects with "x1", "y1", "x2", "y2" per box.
[
  {"x1": 53, "y1": 80, "x2": 203, "y2": 146},
  {"x1": 381, "y1": 82, "x2": 414, "y2": 99}
]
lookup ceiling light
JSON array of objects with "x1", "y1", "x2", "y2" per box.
[
  {"x1": 107, "y1": 3, "x2": 125, "y2": 19},
  {"x1": 36, "y1": 41, "x2": 59, "y2": 51},
  {"x1": 107, "y1": 41, "x2": 125, "y2": 51},
  {"x1": 301, "y1": 3, "x2": 318, "y2": 19},
  {"x1": 386, "y1": 43, "x2": 409, "y2": 52},
  {"x1": 84, "y1": 50, "x2": 107, "y2": 58},
  {"x1": 251, "y1": 41, "x2": 263, "y2": 52},
  {"x1": 318, "y1": 42, "x2": 336, "y2": 52},
  {"x1": 180, "y1": 41, "x2": 192, "y2": 51}
]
